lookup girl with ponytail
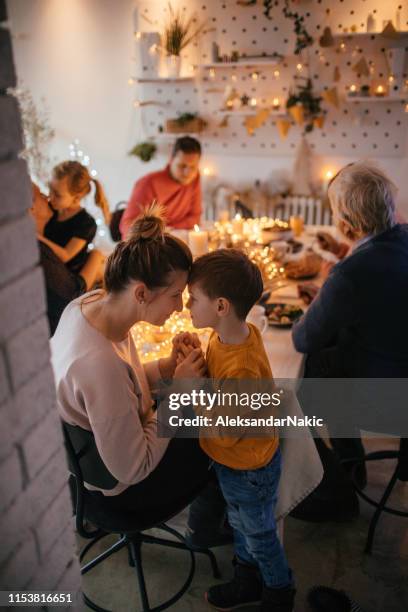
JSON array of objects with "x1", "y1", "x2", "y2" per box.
[
  {"x1": 39, "y1": 160, "x2": 111, "y2": 275},
  {"x1": 51, "y1": 204, "x2": 210, "y2": 513}
]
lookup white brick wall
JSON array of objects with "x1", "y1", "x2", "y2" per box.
[{"x1": 0, "y1": 2, "x2": 81, "y2": 602}]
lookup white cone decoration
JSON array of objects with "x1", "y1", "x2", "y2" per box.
[{"x1": 292, "y1": 136, "x2": 315, "y2": 196}]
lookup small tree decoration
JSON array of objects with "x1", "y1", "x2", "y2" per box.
[
  {"x1": 10, "y1": 87, "x2": 55, "y2": 184},
  {"x1": 286, "y1": 78, "x2": 323, "y2": 133}
]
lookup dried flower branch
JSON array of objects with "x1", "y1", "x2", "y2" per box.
[{"x1": 9, "y1": 86, "x2": 55, "y2": 184}]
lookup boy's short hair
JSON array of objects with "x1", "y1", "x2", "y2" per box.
[{"x1": 189, "y1": 249, "x2": 263, "y2": 320}]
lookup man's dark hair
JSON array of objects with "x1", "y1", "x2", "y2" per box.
[
  {"x1": 189, "y1": 249, "x2": 263, "y2": 320},
  {"x1": 172, "y1": 136, "x2": 202, "y2": 157}
]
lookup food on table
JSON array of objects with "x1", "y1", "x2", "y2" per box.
[
  {"x1": 284, "y1": 252, "x2": 322, "y2": 279},
  {"x1": 266, "y1": 303, "x2": 304, "y2": 326}
]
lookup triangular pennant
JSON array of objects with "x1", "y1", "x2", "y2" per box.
[
  {"x1": 313, "y1": 115, "x2": 325, "y2": 129},
  {"x1": 289, "y1": 104, "x2": 304, "y2": 125},
  {"x1": 276, "y1": 119, "x2": 291, "y2": 139},
  {"x1": 322, "y1": 87, "x2": 339, "y2": 108}
]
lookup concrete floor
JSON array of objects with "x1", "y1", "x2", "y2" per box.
[{"x1": 78, "y1": 438, "x2": 408, "y2": 611}]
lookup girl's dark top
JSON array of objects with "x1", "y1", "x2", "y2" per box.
[{"x1": 44, "y1": 209, "x2": 97, "y2": 274}]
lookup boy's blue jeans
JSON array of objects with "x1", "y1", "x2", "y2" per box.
[{"x1": 214, "y1": 448, "x2": 293, "y2": 589}]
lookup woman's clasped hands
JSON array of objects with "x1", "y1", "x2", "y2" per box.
[{"x1": 172, "y1": 332, "x2": 207, "y2": 379}]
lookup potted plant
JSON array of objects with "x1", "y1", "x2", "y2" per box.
[
  {"x1": 165, "y1": 112, "x2": 207, "y2": 134},
  {"x1": 286, "y1": 78, "x2": 323, "y2": 133},
  {"x1": 162, "y1": 3, "x2": 209, "y2": 77},
  {"x1": 128, "y1": 141, "x2": 157, "y2": 162}
]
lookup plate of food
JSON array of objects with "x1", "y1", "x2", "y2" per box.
[
  {"x1": 265, "y1": 303, "x2": 304, "y2": 327},
  {"x1": 284, "y1": 252, "x2": 322, "y2": 280}
]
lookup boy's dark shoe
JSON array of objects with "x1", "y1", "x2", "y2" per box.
[
  {"x1": 260, "y1": 585, "x2": 296, "y2": 612},
  {"x1": 184, "y1": 521, "x2": 233, "y2": 549},
  {"x1": 205, "y1": 560, "x2": 262, "y2": 610}
]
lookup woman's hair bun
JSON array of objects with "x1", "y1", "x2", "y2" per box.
[{"x1": 127, "y1": 202, "x2": 166, "y2": 242}]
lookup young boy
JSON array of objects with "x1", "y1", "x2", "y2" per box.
[{"x1": 186, "y1": 249, "x2": 295, "y2": 612}]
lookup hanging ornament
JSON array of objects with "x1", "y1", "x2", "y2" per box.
[
  {"x1": 288, "y1": 103, "x2": 304, "y2": 125},
  {"x1": 319, "y1": 27, "x2": 334, "y2": 47},
  {"x1": 321, "y1": 87, "x2": 339, "y2": 108},
  {"x1": 352, "y1": 57, "x2": 370, "y2": 77},
  {"x1": 276, "y1": 118, "x2": 291, "y2": 139},
  {"x1": 333, "y1": 66, "x2": 340, "y2": 82}
]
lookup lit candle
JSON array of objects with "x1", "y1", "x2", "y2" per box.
[
  {"x1": 375, "y1": 85, "x2": 385, "y2": 97},
  {"x1": 272, "y1": 97, "x2": 281, "y2": 110},
  {"x1": 188, "y1": 225, "x2": 209, "y2": 258},
  {"x1": 232, "y1": 213, "x2": 244, "y2": 235},
  {"x1": 322, "y1": 170, "x2": 334, "y2": 194},
  {"x1": 218, "y1": 210, "x2": 230, "y2": 222}
]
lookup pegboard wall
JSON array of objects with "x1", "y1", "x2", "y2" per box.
[{"x1": 133, "y1": 0, "x2": 408, "y2": 158}]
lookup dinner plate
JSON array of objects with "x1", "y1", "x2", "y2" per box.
[{"x1": 264, "y1": 303, "x2": 304, "y2": 328}]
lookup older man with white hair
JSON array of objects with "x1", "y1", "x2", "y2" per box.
[{"x1": 291, "y1": 161, "x2": 408, "y2": 519}]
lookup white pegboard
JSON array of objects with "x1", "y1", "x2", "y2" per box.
[{"x1": 133, "y1": 0, "x2": 408, "y2": 158}]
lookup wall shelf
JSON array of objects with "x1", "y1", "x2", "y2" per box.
[
  {"x1": 216, "y1": 109, "x2": 287, "y2": 117},
  {"x1": 199, "y1": 60, "x2": 281, "y2": 69},
  {"x1": 333, "y1": 31, "x2": 408, "y2": 43},
  {"x1": 135, "y1": 76, "x2": 194, "y2": 83},
  {"x1": 346, "y1": 96, "x2": 407, "y2": 103}
]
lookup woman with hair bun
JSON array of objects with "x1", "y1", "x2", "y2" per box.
[{"x1": 51, "y1": 204, "x2": 209, "y2": 512}]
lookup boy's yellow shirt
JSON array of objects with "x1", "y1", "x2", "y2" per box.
[{"x1": 200, "y1": 323, "x2": 279, "y2": 470}]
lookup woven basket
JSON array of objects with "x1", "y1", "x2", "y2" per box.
[{"x1": 165, "y1": 118, "x2": 206, "y2": 134}]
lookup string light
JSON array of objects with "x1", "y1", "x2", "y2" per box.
[
  {"x1": 273, "y1": 69, "x2": 280, "y2": 78},
  {"x1": 296, "y1": 63, "x2": 303, "y2": 71},
  {"x1": 209, "y1": 68, "x2": 216, "y2": 79},
  {"x1": 251, "y1": 71, "x2": 259, "y2": 81}
]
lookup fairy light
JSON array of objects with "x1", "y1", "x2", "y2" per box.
[
  {"x1": 231, "y1": 73, "x2": 237, "y2": 82},
  {"x1": 135, "y1": 31, "x2": 142, "y2": 40},
  {"x1": 273, "y1": 69, "x2": 280, "y2": 78},
  {"x1": 296, "y1": 63, "x2": 303, "y2": 71},
  {"x1": 251, "y1": 71, "x2": 259, "y2": 81},
  {"x1": 209, "y1": 68, "x2": 216, "y2": 79},
  {"x1": 128, "y1": 77, "x2": 135, "y2": 85}
]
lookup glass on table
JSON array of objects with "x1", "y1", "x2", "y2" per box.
[{"x1": 289, "y1": 215, "x2": 304, "y2": 237}]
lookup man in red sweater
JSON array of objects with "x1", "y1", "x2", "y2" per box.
[{"x1": 120, "y1": 136, "x2": 202, "y2": 237}]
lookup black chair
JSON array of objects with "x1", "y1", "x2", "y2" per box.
[
  {"x1": 348, "y1": 437, "x2": 408, "y2": 554},
  {"x1": 62, "y1": 422, "x2": 220, "y2": 611},
  {"x1": 109, "y1": 201, "x2": 127, "y2": 242}
]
